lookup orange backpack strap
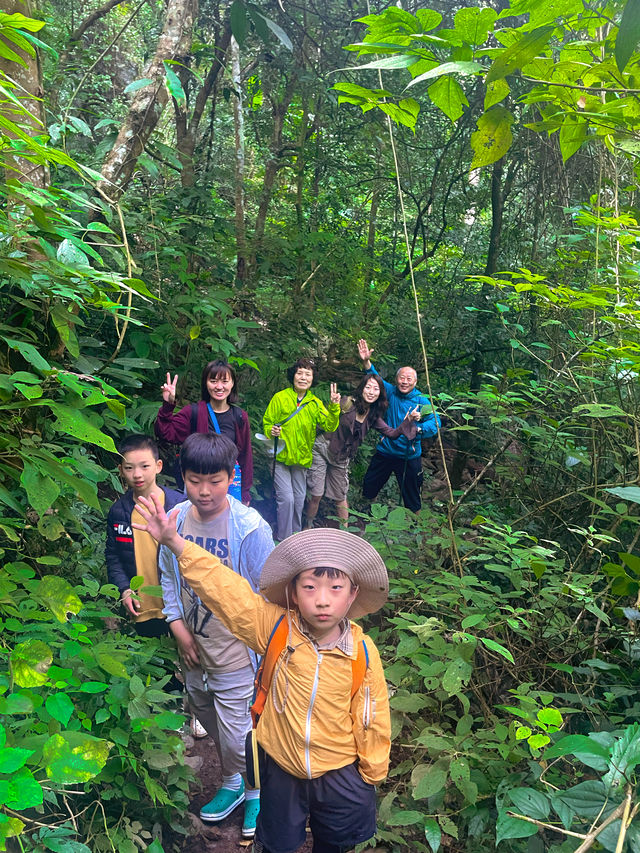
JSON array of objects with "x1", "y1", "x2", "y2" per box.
[
  {"x1": 250, "y1": 614, "x2": 289, "y2": 727},
  {"x1": 351, "y1": 639, "x2": 369, "y2": 699}
]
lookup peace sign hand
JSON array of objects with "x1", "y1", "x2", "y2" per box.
[
  {"x1": 162, "y1": 372, "x2": 178, "y2": 405},
  {"x1": 330, "y1": 383, "x2": 341, "y2": 405}
]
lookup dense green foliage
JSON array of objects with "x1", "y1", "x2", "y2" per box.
[{"x1": 3, "y1": 0, "x2": 640, "y2": 850}]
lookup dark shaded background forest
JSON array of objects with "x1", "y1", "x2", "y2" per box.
[{"x1": 3, "y1": 0, "x2": 640, "y2": 851}]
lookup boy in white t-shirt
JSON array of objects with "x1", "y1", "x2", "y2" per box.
[{"x1": 159, "y1": 433, "x2": 274, "y2": 840}]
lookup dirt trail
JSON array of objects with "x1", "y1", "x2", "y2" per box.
[{"x1": 177, "y1": 733, "x2": 313, "y2": 853}]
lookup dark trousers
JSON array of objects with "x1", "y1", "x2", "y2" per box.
[
  {"x1": 362, "y1": 450, "x2": 423, "y2": 512},
  {"x1": 255, "y1": 754, "x2": 377, "y2": 853},
  {"x1": 134, "y1": 618, "x2": 169, "y2": 638}
]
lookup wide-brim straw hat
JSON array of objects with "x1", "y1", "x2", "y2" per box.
[{"x1": 260, "y1": 529, "x2": 389, "y2": 619}]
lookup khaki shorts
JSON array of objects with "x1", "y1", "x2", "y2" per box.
[{"x1": 308, "y1": 435, "x2": 349, "y2": 502}]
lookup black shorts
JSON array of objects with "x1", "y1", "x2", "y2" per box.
[{"x1": 255, "y1": 753, "x2": 377, "y2": 853}]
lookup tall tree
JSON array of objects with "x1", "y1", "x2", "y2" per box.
[{"x1": 97, "y1": 0, "x2": 197, "y2": 202}]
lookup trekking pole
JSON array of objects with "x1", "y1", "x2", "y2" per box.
[
  {"x1": 271, "y1": 436, "x2": 278, "y2": 482},
  {"x1": 271, "y1": 424, "x2": 281, "y2": 492}
]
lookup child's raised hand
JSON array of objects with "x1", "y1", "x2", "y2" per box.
[
  {"x1": 161, "y1": 372, "x2": 178, "y2": 404},
  {"x1": 330, "y1": 383, "x2": 340, "y2": 405},
  {"x1": 358, "y1": 338, "x2": 374, "y2": 362},
  {"x1": 133, "y1": 493, "x2": 183, "y2": 553}
]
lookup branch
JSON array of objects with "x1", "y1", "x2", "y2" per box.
[
  {"x1": 68, "y1": 0, "x2": 131, "y2": 45},
  {"x1": 506, "y1": 812, "x2": 586, "y2": 839},
  {"x1": 522, "y1": 75, "x2": 640, "y2": 94}
]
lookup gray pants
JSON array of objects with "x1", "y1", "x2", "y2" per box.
[
  {"x1": 273, "y1": 462, "x2": 307, "y2": 540},
  {"x1": 185, "y1": 665, "x2": 254, "y2": 777}
]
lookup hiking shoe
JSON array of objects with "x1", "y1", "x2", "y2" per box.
[
  {"x1": 199, "y1": 781, "x2": 245, "y2": 822},
  {"x1": 242, "y1": 797, "x2": 260, "y2": 839}
]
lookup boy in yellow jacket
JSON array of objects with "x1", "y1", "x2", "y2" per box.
[{"x1": 134, "y1": 495, "x2": 391, "y2": 853}]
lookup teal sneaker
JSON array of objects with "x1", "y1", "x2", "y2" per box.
[
  {"x1": 242, "y1": 797, "x2": 260, "y2": 839},
  {"x1": 199, "y1": 780, "x2": 245, "y2": 822}
]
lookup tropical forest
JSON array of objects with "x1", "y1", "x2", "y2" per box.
[{"x1": 3, "y1": 0, "x2": 640, "y2": 850}]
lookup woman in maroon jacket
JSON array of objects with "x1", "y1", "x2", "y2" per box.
[{"x1": 155, "y1": 360, "x2": 253, "y2": 504}]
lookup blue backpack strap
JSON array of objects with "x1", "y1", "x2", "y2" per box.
[
  {"x1": 190, "y1": 402, "x2": 198, "y2": 433},
  {"x1": 207, "y1": 403, "x2": 221, "y2": 434}
]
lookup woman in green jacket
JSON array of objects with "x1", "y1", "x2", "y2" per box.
[{"x1": 263, "y1": 358, "x2": 340, "y2": 540}]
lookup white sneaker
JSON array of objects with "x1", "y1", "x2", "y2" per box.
[{"x1": 190, "y1": 716, "x2": 207, "y2": 739}]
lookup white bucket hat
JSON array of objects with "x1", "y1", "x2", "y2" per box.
[
  {"x1": 259, "y1": 529, "x2": 389, "y2": 619},
  {"x1": 254, "y1": 432, "x2": 287, "y2": 455}
]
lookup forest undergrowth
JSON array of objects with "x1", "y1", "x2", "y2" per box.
[{"x1": 3, "y1": 0, "x2": 640, "y2": 851}]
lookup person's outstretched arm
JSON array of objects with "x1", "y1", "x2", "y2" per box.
[{"x1": 134, "y1": 494, "x2": 280, "y2": 652}]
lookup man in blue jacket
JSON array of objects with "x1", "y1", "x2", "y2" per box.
[{"x1": 357, "y1": 339, "x2": 441, "y2": 512}]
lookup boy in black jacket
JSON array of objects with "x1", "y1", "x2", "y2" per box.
[{"x1": 105, "y1": 435, "x2": 182, "y2": 638}]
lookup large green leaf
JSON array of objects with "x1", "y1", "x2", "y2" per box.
[
  {"x1": 0, "y1": 767, "x2": 43, "y2": 810},
  {"x1": 557, "y1": 780, "x2": 617, "y2": 819},
  {"x1": 559, "y1": 114, "x2": 588, "y2": 162},
  {"x1": 615, "y1": 0, "x2": 640, "y2": 72},
  {"x1": 352, "y1": 54, "x2": 419, "y2": 71},
  {"x1": 509, "y1": 787, "x2": 550, "y2": 820},
  {"x1": 2, "y1": 337, "x2": 51, "y2": 371},
  {"x1": 424, "y1": 818, "x2": 441, "y2": 853},
  {"x1": 605, "y1": 486, "x2": 640, "y2": 505},
  {"x1": 470, "y1": 107, "x2": 514, "y2": 169},
  {"x1": 248, "y1": 7, "x2": 292, "y2": 51},
  {"x1": 387, "y1": 809, "x2": 425, "y2": 826},
  {"x1": 454, "y1": 6, "x2": 497, "y2": 45},
  {"x1": 0, "y1": 12, "x2": 46, "y2": 32},
  {"x1": 0, "y1": 747, "x2": 33, "y2": 774},
  {"x1": 48, "y1": 404, "x2": 116, "y2": 451},
  {"x1": 45, "y1": 692, "x2": 75, "y2": 726},
  {"x1": 20, "y1": 461, "x2": 60, "y2": 516},
  {"x1": 572, "y1": 403, "x2": 627, "y2": 418},
  {"x1": 442, "y1": 656, "x2": 472, "y2": 695},
  {"x1": 414, "y1": 767, "x2": 448, "y2": 799},
  {"x1": 27, "y1": 449, "x2": 100, "y2": 510},
  {"x1": 230, "y1": 0, "x2": 247, "y2": 44},
  {"x1": 496, "y1": 809, "x2": 538, "y2": 844},
  {"x1": 428, "y1": 76, "x2": 469, "y2": 121},
  {"x1": 405, "y1": 60, "x2": 483, "y2": 89},
  {"x1": 163, "y1": 62, "x2": 186, "y2": 104},
  {"x1": 603, "y1": 723, "x2": 640, "y2": 793},
  {"x1": 42, "y1": 732, "x2": 112, "y2": 784},
  {"x1": 479, "y1": 636, "x2": 514, "y2": 663},
  {"x1": 10, "y1": 639, "x2": 52, "y2": 687},
  {"x1": 544, "y1": 734, "x2": 610, "y2": 764},
  {"x1": 32, "y1": 576, "x2": 81, "y2": 624},
  {"x1": 486, "y1": 26, "x2": 554, "y2": 83}
]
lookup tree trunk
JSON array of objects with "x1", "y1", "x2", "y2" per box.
[
  {"x1": 230, "y1": 37, "x2": 248, "y2": 282},
  {"x1": 0, "y1": 0, "x2": 46, "y2": 187},
  {"x1": 97, "y1": 0, "x2": 197, "y2": 202},
  {"x1": 175, "y1": 14, "x2": 231, "y2": 188},
  {"x1": 250, "y1": 75, "x2": 297, "y2": 275}
]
